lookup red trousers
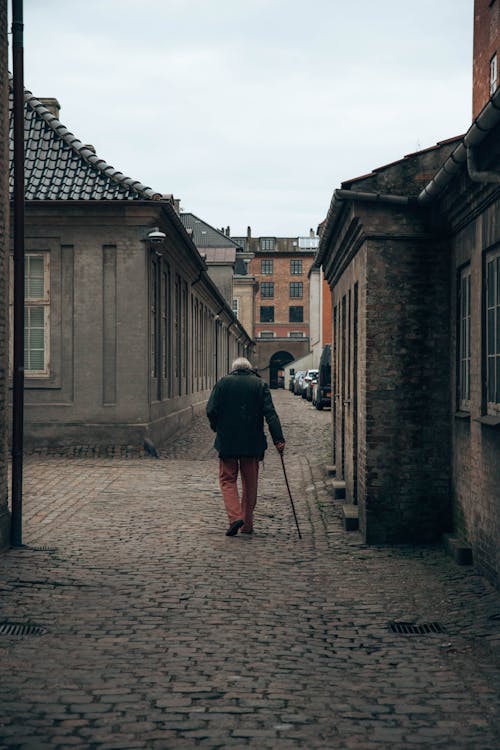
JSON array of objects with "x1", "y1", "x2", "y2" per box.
[{"x1": 219, "y1": 456, "x2": 260, "y2": 532}]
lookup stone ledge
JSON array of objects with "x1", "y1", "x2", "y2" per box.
[
  {"x1": 325, "y1": 464, "x2": 336, "y2": 476},
  {"x1": 342, "y1": 504, "x2": 359, "y2": 531},
  {"x1": 331, "y1": 479, "x2": 346, "y2": 500},
  {"x1": 443, "y1": 533, "x2": 473, "y2": 566}
]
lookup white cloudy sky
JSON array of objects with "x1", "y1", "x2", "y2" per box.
[{"x1": 17, "y1": 0, "x2": 473, "y2": 236}]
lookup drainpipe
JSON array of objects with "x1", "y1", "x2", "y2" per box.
[{"x1": 11, "y1": 0, "x2": 25, "y2": 547}]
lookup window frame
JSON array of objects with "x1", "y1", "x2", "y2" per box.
[
  {"x1": 261, "y1": 259, "x2": 273, "y2": 275},
  {"x1": 10, "y1": 251, "x2": 51, "y2": 378},
  {"x1": 260, "y1": 237, "x2": 276, "y2": 251},
  {"x1": 485, "y1": 248, "x2": 500, "y2": 415},
  {"x1": 290, "y1": 259, "x2": 303, "y2": 275},
  {"x1": 458, "y1": 264, "x2": 471, "y2": 411},
  {"x1": 289, "y1": 281, "x2": 303, "y2": 299},
  {"x1": 259, "y1": 331, "x2": 275, "y2": 339},
  {"x1": 260, "y1": 281, "x2": 275, "y2": 299}
]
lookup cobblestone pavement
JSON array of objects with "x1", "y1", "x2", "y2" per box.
[{"x1": 1, "y1": 390, "x2": 499, "y2": 750}]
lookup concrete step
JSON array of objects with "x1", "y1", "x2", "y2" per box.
[
  {"x1": 325, "y1": 464, "x2": 336, "y2": 476},
  {"x1": 443, "y1": 534, "x2": 473, "y2": 566},
  {"x1": 331, "y1": 479, "x2": 346, "y2": 500},
  {"x1": 342, "y1": 504, "x2": 359, "y2": 532}
]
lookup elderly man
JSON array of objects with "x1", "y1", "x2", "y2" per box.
[{"x1": 206, "y1": 357, "x2": 285, "y2": 536}]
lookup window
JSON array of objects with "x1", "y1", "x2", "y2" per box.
[
  {"x1": 486, "y1": 250, "x2": 500, "y2": 412},
  {"x1": 491, "y1": 53, "x2": 498, "y2": 96},
  {"x1": 232, "y1": 298, "x2": 239, "y2": 317},
  {"x1": 458, "y1": 267, "x2": 471, "y2": 409},
  {"x1": 261, "y1": 259, "x2": 273, "y2": 275},
  {"x1": 260, "y1": 331, "x2": 274, "y2": 339},
  {"x1": 290, "y1": 260, "x2": 302, "y2": 275},
  {"x1": 22, "y1": 253, "x2": 50, "y2": 376},
  {"x1": 289, "y1": 305, "x2": 303, "y2": 323},
  {"x1": 260, "y1": 282, "x2": 274, "y2": 298},
  {"x1": 289, "y1": 282, "x2": 303, "y2": 298},
  {"x1": 260, "y1": 306, "x2": 274, "y2": 323},
  {"x1": 260, "y1": 237, "x2": 275, "y2": 251},
  {"x1": 234, "y1": 238, "x2": 246, "y2": 251},
  {"x1": 289, "y1": 331, "x2": 304, "y2": 338},
  {"x1": 298, "y1": 237, "x2": 319, "y2": 250}
]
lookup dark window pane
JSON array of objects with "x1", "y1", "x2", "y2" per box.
[
  {"x1": 260, "y1": 306, "x2": 274, "y2": 323},
  {"x1": 488, "y1": 357, "x2": 495, "y2": 402},
  {"x1": 488, "y1": 309, "x2": 495, "y2": 354},
  {"x1": 289, "y1": 306, "x2": 303, "y2": 322},
  {"x1": 487, "y1": 261, "x2": 495, "y2": 307}
]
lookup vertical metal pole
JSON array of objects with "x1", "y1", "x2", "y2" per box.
[{"x1": 10, "y1": 0, "x2": 24, "y2": 547}]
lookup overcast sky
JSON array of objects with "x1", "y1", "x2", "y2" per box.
[{"x1": 17, "y1": 0, "x2": 473, "y2": 236}]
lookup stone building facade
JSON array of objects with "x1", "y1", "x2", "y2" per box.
[
  {"x1": 0, "y1": 0, "x2": 9, "y2": 549},
  {"x1": 9, "y1": 86, "x2": 252, "y2": 449},
  {"x1": 232, "y1": 230, "x2": 317, "y2": 386}
]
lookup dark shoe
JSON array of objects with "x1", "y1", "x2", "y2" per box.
[{"x1": 225, "y1": 519, "x2": 244, "y2": 537}]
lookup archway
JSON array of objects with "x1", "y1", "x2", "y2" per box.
[{"x1": 269, "y1": 350, "x2": 294, "y2": 389}]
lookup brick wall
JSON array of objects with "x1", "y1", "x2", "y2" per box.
[
  {"x1": 473, "y1": 0, "x2": 500, "y2": 118},
  {"x1": 0, "y1": 0, "x2": 10, "y2": 549}
]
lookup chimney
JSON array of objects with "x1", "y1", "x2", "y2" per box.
[
  {"x1": 225, "y1": 226, "x2": 230, "y2": 237},
  {"x1": 38, "y1": 97, "x2": 61, "y2": 119},
  {"x1": 247, "y1": 226, "x2": 252, "y2": 239},
  {"x1": 173, "y1": 198, "x2": 181, "y2": 215},
  {"x1": 309, "y1": 227, "x2": 314, "y2": 238}
]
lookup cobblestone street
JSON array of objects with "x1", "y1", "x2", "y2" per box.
[{"x1": 0, "y1": 390, "x2": 499, "y2": 749}]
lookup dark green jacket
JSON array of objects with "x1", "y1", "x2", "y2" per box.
[{"x1": 206, "y1": 369, "x2": 284, "y2": 458}]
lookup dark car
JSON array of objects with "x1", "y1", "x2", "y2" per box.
[{"x1": 313, "y1": 345, "x2": 332, "y2": 410}]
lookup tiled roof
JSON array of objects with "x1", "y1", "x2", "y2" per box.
[
  {"x1": 9, "y1": 80, "x2": 163, "y2": 201},
  {"x1": 180, "y1": 213, "x2": 241, "y2": 249}
]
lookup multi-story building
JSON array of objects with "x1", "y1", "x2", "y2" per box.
[{"x1": 232, "y1": 229, "x2": 318, "y2": 387}]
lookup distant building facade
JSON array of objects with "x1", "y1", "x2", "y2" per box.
[
  {"x1": 0, "y1": 0, "x2": 9, "y2": 548},
  {"x1": 232, "y1": 229, "x2": 318, "y2": 386},
  {"x1": 8, "y1": 86, "x2": 252, "y2": 449}
]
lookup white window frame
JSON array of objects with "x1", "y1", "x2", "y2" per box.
[
  {"x1": 490, "y1": 53, "x2": 498, "y2": 97},
  {"x1": 9, "y1": 252, "x2": 51, "y2": 378},
  {"x1": 486, "y1": 248, "x2": 500, "y2": 415},
  {"x1": 232, "y1": 298, "x2": 239, "y2": 318},
  {"x1": 289, "y1": 331, "x2": 304, "y2": 338},
  {"x1": 458, "y1": 266, "x2": 471, "y2": 410},
  {"x1": 259, "y1": 331, "x2": 275, "y2": 339}
]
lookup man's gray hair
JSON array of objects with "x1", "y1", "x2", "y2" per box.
[{"x1": 232, "y1": 357, "x2": 253, "y2": 370}]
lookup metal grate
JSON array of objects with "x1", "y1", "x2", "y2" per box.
[
  {"x1": 0, "y1": 622, "x2": 47, "y2": 637},
  {"x1": 389, "y1": 621, "x2": 445, "y2": 635},
  {"x1": 25, "y1": 546, "x2": 57, "y2": 553}
]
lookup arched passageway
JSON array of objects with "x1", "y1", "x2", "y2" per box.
[{"x1": 269, "y1": 351, "x2": 294, "y2": 389}]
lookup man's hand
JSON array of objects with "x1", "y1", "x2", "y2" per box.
[{"x1": 275, "y1": 441, "x2": 285, "y2": 455}]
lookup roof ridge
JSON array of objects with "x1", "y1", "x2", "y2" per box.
[{"x1": 14, "y1": 76, "x2": 163, "y2": 201}]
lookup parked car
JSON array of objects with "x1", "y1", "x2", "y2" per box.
[
  {"x1": 313, "y1": 345, "x2": 332, "y2": 410},
  {"x1": 305, "y1": 374, "x2": 318, "y2": 401},
  {"x1": 293, "y1": 371, "x2": 306, "y2": 395},
  {"x1": 301, "y1": 369, "x2": 319, "y2": 399}
]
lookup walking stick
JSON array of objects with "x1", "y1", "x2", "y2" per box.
[{"x1": 280, "y1": 453, "x2": 302, "y2": 539}]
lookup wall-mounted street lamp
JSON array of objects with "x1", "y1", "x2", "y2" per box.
[{"x1": 146, "y1": 227, "x2": 166, "y2": 257}]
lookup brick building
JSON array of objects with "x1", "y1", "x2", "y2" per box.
[
  {"x1": 472, "y1": 0, "x2": 499, "y2": 117},
  {"x1": 0, "y1": 0, "x2": 8, "y2": 549},
  {"x1": 318, "y1": 1, "x2": 500, "y2": 587},
  {"x1": 7, "y1": 85, "x2": 252, "y2": 449},
  {"x1": 231, "y1": 229, "x2": 318, "y2": 386}
]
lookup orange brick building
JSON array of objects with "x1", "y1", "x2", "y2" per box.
[{"x1": 232, "y1": 230, "x2": 317, "y2": 386}]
